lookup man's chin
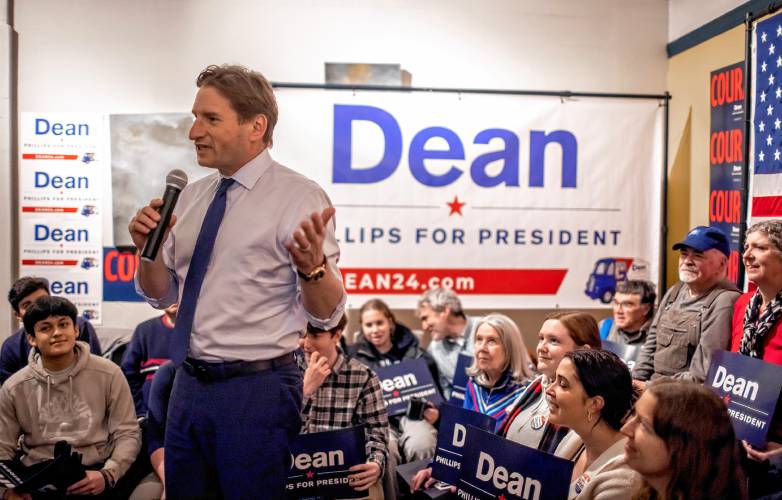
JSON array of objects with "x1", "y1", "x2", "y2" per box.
[{"x1": 678, "y1": 272, "x2": 697, "y2": 283}]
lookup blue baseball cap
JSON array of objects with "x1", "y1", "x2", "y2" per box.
[{"x1": 672, "y1": 226, "x2": 730, "y2": 257}]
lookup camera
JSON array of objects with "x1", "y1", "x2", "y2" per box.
[{"x1": 406, "y1": 397, "x2": 427, "y2": 420}]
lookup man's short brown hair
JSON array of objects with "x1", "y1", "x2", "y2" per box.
[{"x1": 196, "y1": 64, "x2": 278, "y2": 146}]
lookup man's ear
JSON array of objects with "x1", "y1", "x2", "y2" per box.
[
  {"x1": 27, "y1": 333, "x2": 37, "y2": 348},
  {"x1": 249, "y1": 114, "x2": 268, "y2": 143}
]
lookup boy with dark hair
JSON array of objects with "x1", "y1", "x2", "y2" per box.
[
  {"x1": 1, "y1": 277, "x2": 102, "y2": 384},
  {"x1": 0, "y1": 296, "x2": 140, "y2": 499},
  {"x1": 299, "y1": 316, "x2": 389, "y2": 497}
]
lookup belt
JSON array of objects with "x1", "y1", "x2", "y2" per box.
[{"x1": 182, "y1": 352, "x2": 295, "y2": 382}]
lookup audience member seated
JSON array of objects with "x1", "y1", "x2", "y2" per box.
[
  {"x1": 600, "y1": 280, "x2": 657, "y2": 346},
  {"x1": 0, "y1": 296, "x2": 141, "y2": 499},
  {"x1": 411, "y1": 313, "x2": 538, "y2": 492},
  {"x1": 120, "y1": 303, "x2": 177, "y2": 417},
  {"x1": 1, "y1": 277, "x2": 101, "y2": 385},
  {"x1": 129, "y1": 362, "x2": 176, "y2": 500},
  {"x1": 299, "y1": 316, "x2": 389, "y2": 498},
  {"x1": 549, "y1": 349, "x2": 641, "y2": 499},
  {"x1": 633, "y1": 226, "x2": 740, "y2": 386},
  {"x1": 417, "y1": 288, "x2": 481, "y2": 399},
  {"x1": 462, "y1": 313, "x2": 533, "y2": 431},
  {"x1": 349, "y1": 299, "x2": 440, "y2": 499},
  {"x1": 731, "y1": 219, "x2": 782, "y2": 499},
  {"x1": 621, "y1": 379, "x2": 747, "y2": 500},
  {"x1": 500, "y1": 311, "x2": 601, "y2": 451}
]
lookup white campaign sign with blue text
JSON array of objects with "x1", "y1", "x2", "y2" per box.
[{"x1": 272, "y1": 89, "x2": 663, "y2": 308}]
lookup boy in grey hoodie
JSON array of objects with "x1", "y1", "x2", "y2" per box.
[{"x1": 0, "y1": 296, "x2": 140, "y2": 499}]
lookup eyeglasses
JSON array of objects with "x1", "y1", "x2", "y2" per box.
[{"x1": 612, "y1": 300, "x2": 641, "y2": 309}]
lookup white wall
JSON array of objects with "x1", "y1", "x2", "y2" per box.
[
  {"x1": 668, "y1": 0, "x2": 745, "y2": 42},
  {"x1": 13, "y1": 0, "x2": 669, "y2": 330},
  {"x1": 1, "y1": 0, "x2": 15, "y2": 336}
]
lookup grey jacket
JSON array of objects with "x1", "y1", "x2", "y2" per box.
[{"x1": 632, "y1": 279, "x2": 740, "y2": 383}]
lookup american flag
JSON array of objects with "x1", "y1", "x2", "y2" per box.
[{"x1": 752, "y1": 15, "x2": 782, "y2": 223}]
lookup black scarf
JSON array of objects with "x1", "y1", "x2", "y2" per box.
[{"x1": 738, "y1": 290, "x2": 782, "y2": 358}]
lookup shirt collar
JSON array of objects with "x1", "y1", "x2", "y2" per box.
[
  {"x1": 491, "y1": 370, "x2": 515, "y2": 391},
  {"x1": 222, "y1": 149, "x2": 273, "y2": 190},
  {"x1": 330, "y1": 352, "x2": 346, "y2": 375}
]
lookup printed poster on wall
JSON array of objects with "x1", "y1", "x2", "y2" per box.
[
  {"x1": 750, "y1": 15, "x2": 782, "y2": 263},
  {"x1": 709, "y1": 61, "x2": 745, "y2": 285},
  {"x1": 273, "y1": 89, "x2": 664, "y2": 308},
  {"x1": 35, "y1": 90, "x2": 664, "y2": 309},
  {"x1": 19, "y1": 113, "x2": 106, "y2": 322}
]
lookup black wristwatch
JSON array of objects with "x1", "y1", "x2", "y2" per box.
[{"x1": 297, "y1": 257, "x2": 328, "y2": 282}]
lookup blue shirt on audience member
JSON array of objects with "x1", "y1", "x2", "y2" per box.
[
  {"x1": 120, "y1": 315, "x2": 174, "y2": 416},
  {"x1": 146, "y1": 362, "x2": 176, "y2": 455}
]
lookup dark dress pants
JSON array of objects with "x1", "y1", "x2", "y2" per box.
[{"x1": 164, "y1": 363, "x2": 302, "y2": 500}]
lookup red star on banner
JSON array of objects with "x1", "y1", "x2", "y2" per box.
[
  {"x1": 723, "y1": 395, "x2": 731, "y2": 405},
  {"x1": 447, "y1": 196, "x2": 465, "y2": 216},
  {"x1": 306, "y1": 470, "x2": 315, "y2": 479},
  {"x1": 498, "y1": 495, "x2": 507, "y2": 500},
  {"x1": 393, "y1": 390, "x2": 400, "y2": 397}
]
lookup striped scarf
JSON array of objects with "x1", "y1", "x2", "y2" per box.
[
  {"x1": 465, "y1": 372, "x2": 527, "y2": 432},
  {"x1": 739, "y1": 290, "x2": 782, "y2": 358}
]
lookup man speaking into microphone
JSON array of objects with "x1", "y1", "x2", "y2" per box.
[{"x1": 128, "y1": 64, "x2": 346, "y2": 499}]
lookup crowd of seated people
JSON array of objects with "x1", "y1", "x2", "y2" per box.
[{"x1": 0, "y1": 222, "x2": 781, "y2": 499}]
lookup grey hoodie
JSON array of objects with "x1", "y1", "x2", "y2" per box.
[{"x1": 0, "y1": 341, "x2": 140, "y2": 487}]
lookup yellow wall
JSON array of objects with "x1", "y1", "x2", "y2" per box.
[{"x1": 666, "y1": 25, "x2": 745, "y2": 284}]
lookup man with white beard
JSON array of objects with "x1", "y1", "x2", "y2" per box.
[{"x1": 633, "y1": 226, "x2": 739, "y2": 387}]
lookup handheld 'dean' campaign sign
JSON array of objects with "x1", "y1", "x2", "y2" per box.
[
  {"x1": 457, "y1": 426, "x2": 573, "y2": 500},
  {"x1": 706, "y1": 350, "x2": 782, "y2": 448},
  {"x1": 449, "y1": 354, "x2": 473, "y2": 404},
  {"x1": 375, "y1": 358, "x2": 443, "y2": 416},
  {"x1": 286, "y1": 426, "x2": 366, "y2": 499},
  {"x1": 430, "y1": 404, "x2": 496, "y2": 485},
  {"x1": 601, "y1": 340, "x2": 642, "y2": 371}
]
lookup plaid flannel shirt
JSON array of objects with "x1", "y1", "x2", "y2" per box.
[{"x1": 300, "y1": 354, "x2": 389, "y2": 473}]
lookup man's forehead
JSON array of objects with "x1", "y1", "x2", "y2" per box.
[
  {"x1": 615, "y1": 292, "x2": 640, "y2": 302},
  {"x1": 21, "y1": 289, "x2": 48, "y2": 304},
  {"x1": 36, "y1": 315, "x2": 73, "y2": 325},
  {"x1": 679, "y1": 246, "x2": 705, "y2": 255},
  {"x1": 192, "y1": 86, "x2": 232, "y2": 113}
]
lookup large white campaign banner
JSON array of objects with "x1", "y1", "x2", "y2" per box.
[
  {"x1": 19, "y1": 113, "x2": 106, "y2": 322},
  {"x1": 273, "y1": 89, "x2": 663, "y2": 308},
  {"x1": 20, "y1": 90, "x2": 663, "y2": 311}
]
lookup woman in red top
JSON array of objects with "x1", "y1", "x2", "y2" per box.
[
  {"x1": 732, "y1": 220, "x2": 782, "y2": 363},
  {"x1": 731, "y1": 219, "x2": 782, "y2": 496}
]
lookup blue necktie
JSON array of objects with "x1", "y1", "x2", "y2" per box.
[{"x1": 171, "y1": 177, "x2": 235, "y2": 365}]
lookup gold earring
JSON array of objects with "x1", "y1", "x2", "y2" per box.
[{"x1": 587, "y1": 411, "x2": 593, "y2": 423}]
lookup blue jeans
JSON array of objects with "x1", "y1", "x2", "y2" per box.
[{"x1": 165, "y1": 363, "x2": 302, "y2": 499}]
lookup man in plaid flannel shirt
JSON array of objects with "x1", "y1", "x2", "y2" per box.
[{"x1": 299, "y1": 315, "x2": 389, "y2": 494}]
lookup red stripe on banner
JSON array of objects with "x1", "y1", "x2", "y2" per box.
[
  {"x1": 22, "y1": 153, "x2": 79, "y2": 160},
  {"x1": 21, "y1": 206, "x2": 79, "y2": 213},
  {"x1": 751, "y1": 196, "x2": 782, "y2": 217},
  {"x1": 21, "y1": 259, "x2": 79, "y2": 266},
  {"x1": 340, "y1": 268, "x2": 568, "y2": 295}
]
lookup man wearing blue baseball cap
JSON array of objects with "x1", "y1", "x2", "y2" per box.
[{"x1": 632, "y1": 226, "x2": 740, "y2": 386}]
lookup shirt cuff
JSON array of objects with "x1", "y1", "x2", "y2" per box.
[
  {"x1": 304, "y1": 289, "x2": 347, "y2": 330},
  {"x1": 134, "y1": 270, "x2": 178, "y2": 309}
]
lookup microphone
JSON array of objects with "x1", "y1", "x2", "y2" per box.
[{"x1": 141, "y1": 169, "x2": 188, "y2": 262}]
